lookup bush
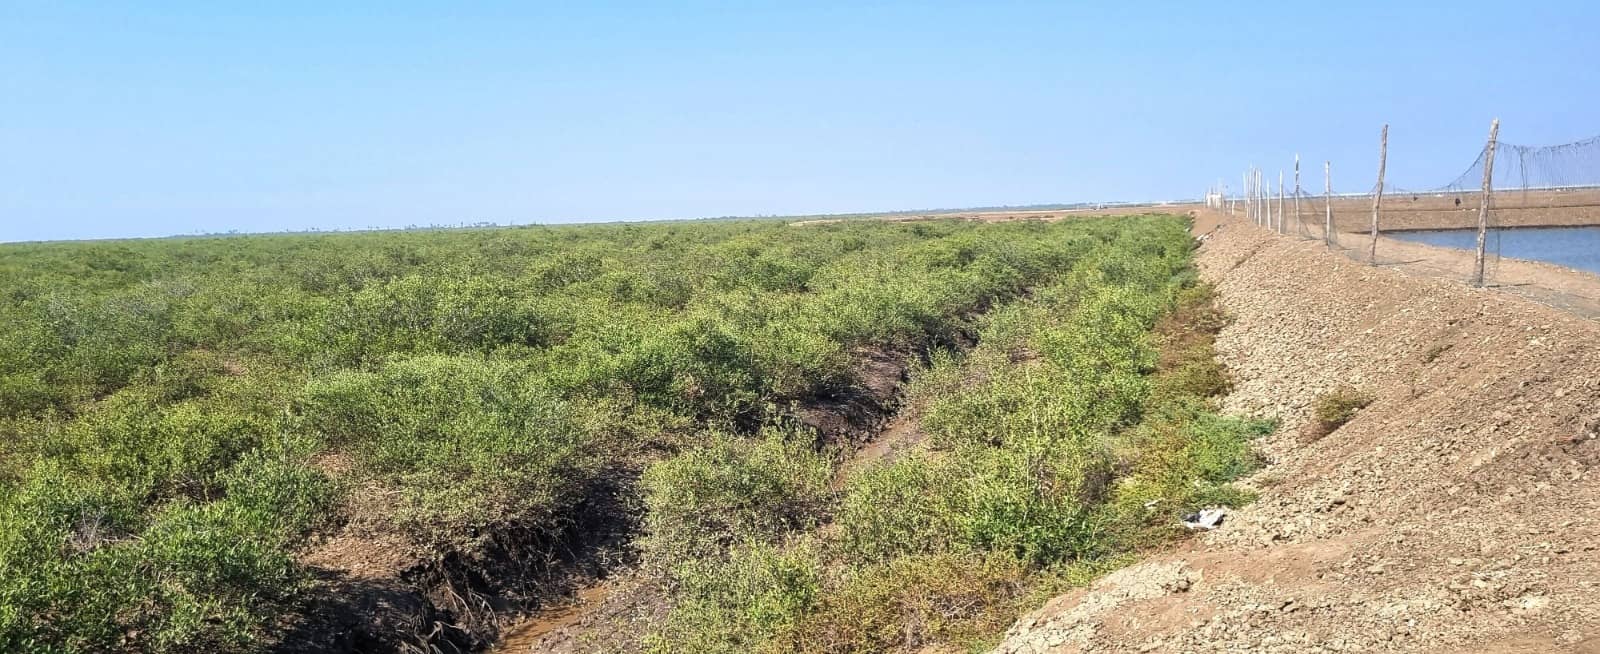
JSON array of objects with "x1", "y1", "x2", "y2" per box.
[
  {"x1": 297, "y1": 355, "x2": 595, "y2": 547},
  {"x1": 835, "y1": 454, "x2": 966, "y2": 561},
  {"x1": 0, "y1": 213, "x2": 1239, "y2": 651},
  {"x1": 639, "y1": 430, "x2": 832, "y2": 569},
  {"x1": 1312, "y1": 386, "x2": 1374, "y2": 431},
  {"x1": 783, "y1": 552, "x2": 1030, "y2": 653},
  {"x1": 0, "y1": 445, "x2": 331, "y2": 652},
  {"x1": 645, "y1": 540, "x2": 823, "y2": 654}
]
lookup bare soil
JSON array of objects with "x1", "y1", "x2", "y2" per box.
[
  {"x1": 284, "y1": 466, "x2": 640, "y2": 653},
  {"x1": 990, "y1": 213, "x2": 1600, "y2": 653},
  {"x1": 1309, "y1": 188, "x2": 1600, "y2": 232},
  {"x1": 788, "y1": 203, "x2": 1205, "y2": 227}
]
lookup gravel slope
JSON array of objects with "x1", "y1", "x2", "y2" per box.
[{"x1": 990, "y1": 215, "x2": 1600, "y2": 653}]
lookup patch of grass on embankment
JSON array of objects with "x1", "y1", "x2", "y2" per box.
[{"x1": 634, "y1": 217, "x2": 1273, "y2": 653}]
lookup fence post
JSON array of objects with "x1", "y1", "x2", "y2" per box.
[
  {"x1": 1252, "y1": 168, "x2": 1259, "y2": 225},
  {"x1": 1241, "y1": 167, "x2": 1254, "y2": 223},
  {"x1": 1294, "y1": 155, "x2": 1302, "y2": 236},
  {"x1": 1242, "y1": 172, "x2": 1250, "y2": 222},
  {"x1": 1252, "y1": 168, "x2": 1260, "y2": 225},
  {"x1": 1262, "y1": 169, "x2": 1269, "y2": 228},
  {"x1": 1370, "y1": 124, "x2": 1388, "y2": 264},
  {"x1": 1473, "y1": 118, "x2": 1501, "y2": 287},
  {"x1": 1324, "y1": 161, "x2": 1333, "y2": 248},
  {"x1": 1245, "y1": 171, "x2": 1252, "y2": 223},
  {"x1": 1277, "y1": 170, "x2": 1286, "y2": 234}
]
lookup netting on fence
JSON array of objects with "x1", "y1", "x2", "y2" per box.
[{"x1": 1235, "y1": 127, "x2": 1600, "y2": 287}]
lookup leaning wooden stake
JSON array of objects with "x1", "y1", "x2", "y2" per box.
[
  {"x1": 1473, "y1": 118, "x2": 1501, "y2": 287},
  {"x1": 1324, "y1": 161, "x2": 1333, "y2": 248},
  {"x1": 1369, "y1": 124, "x2": 1388, "y2": 264}
]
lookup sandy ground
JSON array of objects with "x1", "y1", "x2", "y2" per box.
[
  {"x1": 1203, "y1": 210, "x2": 1600, "y2": 318},
  {"x1": 788, "y1": 203, "x2": 1205, "y2": 226},
  {"x1": 990, "y1": 213, "x2": 1600, "y2": 653},
  {"x1": 1234, "y1": 188, "x2": 1600, "y2": 232}
]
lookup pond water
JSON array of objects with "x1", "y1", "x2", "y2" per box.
[{"x1": 1388, "y1": 226, "x2": 1600, "y2": 275}]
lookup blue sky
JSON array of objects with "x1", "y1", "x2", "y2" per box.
[{"x1": 3, "y1": 1, "x2": 1597, "y2": 241}]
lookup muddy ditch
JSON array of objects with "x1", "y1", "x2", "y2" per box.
[
  {"x1": 281, "y1": 466, "x2": 639, "y2": 654},
  {"x1": 279, "y1": 330, "x2": 978, "y2": 653},
  {"x1": 487, "y1": 345, "x2": 932, "y2": 652}
]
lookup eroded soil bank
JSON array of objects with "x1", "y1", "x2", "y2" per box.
[
  {"x1": 489, "y1": 347, "x2": 922, "y2": 653},
  {"x1": 991, "y1": 214, "x2": 1600, "y2": 652}
]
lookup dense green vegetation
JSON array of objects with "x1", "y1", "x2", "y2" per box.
[
  {"x1": 635, "y1": 217, "x2": 1269, "y2": 653},
  {"x1": 0, "y1": 215, "x2": 1266, "y2": 653}
]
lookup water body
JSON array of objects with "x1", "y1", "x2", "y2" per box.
[{"x1": 1388, "y1": 226, "x2": 1600, "y2": 276}]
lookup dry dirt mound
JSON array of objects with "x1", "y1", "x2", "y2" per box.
[{"x1": 991, "y1": 216, "x2": 1600, "y2": 653}]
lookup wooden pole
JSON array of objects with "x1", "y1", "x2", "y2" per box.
[
  {"x1": 1241, "y1": 169, "x2": 1254, "y2": 225},
  {"x1": 1293, "y1": 155, "x2": 1302, "y2": 236},
  {"x1": 1261, "y1": 169, "x2": 1268, "y2": 227},
  {"x1": 1251, "y1": 168, "x2": 1258, "y2": 225},
  {"x1": 1259, "y1": 168, "x2": 1267, "y2": 227},
  {"x1": 1267, "y1": 169, "x2": 1274, "y2": 231},
  {"x1": 1473, "y1": 118, "x2": 1501, "y2": 287},
  {"x1": 1369, "y1": 124, "x2": 1388, "y2": 264},
  {"x1": 1252, "y1": 168, "x2": 1259, "y2": 225},
  {"x1": 1243, "y1": 172, "x2": 1251, "y2": 221},
  {"x1": 1244, "y1": 171, "x2": 1251, "y2": 223},
  {"x1": 1277, "y1": 170, "x2": 1285, "y2": 234},
  {"x1": 1324, "y1": 161, "x2": 1333, "y2": 248}
]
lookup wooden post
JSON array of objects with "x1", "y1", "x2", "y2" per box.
[
  {"x1": 1293, "y1": 155, "x2": 1302, "y2": 236},
  {"x1": 1243, "y1": 172, "x2": 1251, "y2": 221},
  {"x1": 1251, "y1": 168, "x2": 1259, "y2": 225},
  {"x1": 1241, "y1": 169, "x2": 1254, "y2": 225},
  {"x1": 1259, "y1": 168, "x2": 1267, "y2": 228},
  {"x1": 1369, "y1": 124, "x2": 1388, "y2": 264},
  {"x1": 1473, "y1": 118, "x2": 1501, "y2": 287},
  {"x1": 1251, "y1": 168, "x2": 1258, "y2": 225},
  {"x1": 1244, "y1": 171, "x2": 1252, "y2": 223},
  {"x1": 1262, "y1": 169, "x2": 1268, "y2": 227},
  {"x1": 1324, "y1": 161, "x2": 1333, "y2": 248},
  {"x1": 1277, "y1": 170, "x2": 1285, "y2": 234},
  {"x1": 1267, "y1": 169, "x2": 1275, "y2": 230}
]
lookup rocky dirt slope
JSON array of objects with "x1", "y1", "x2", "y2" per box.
[{"x1": 990, "y1": 215, "x2": 1600, "y2": 653}]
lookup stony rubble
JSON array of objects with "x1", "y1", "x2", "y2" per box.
[{"x1": 988, "y1": 217, "x2": 1600, "y2": 653}]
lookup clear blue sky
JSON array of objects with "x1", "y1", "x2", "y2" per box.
[{"x1": 4, "y1": 1, "x2": 1597, "y2": 242}]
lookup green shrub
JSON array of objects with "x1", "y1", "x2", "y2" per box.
[
  {"x1": 783, "y1": 552, "x2": 1030, "y2": 653},
  {"x1": 297, "y1": 355, "x2": 594, "y2": 545},
  {"x1": 639, "y1": 430, "x2": 832, "y2": 568},
  {"x1": 835, "y1": 454, "x2": 966, "y2": 561},
  {"x1": 646, "y1": 540, "x2": 823, "y2": 654},
  {"x1": 0, "y1": 213, "x2": 1239, "y2": 650},
  {"x1": 0, "y1": 446, "x2": 331, "y2": 652},
  {"x1": 1313, "y1": 386, "x2": 1374, "y2": 430}
]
